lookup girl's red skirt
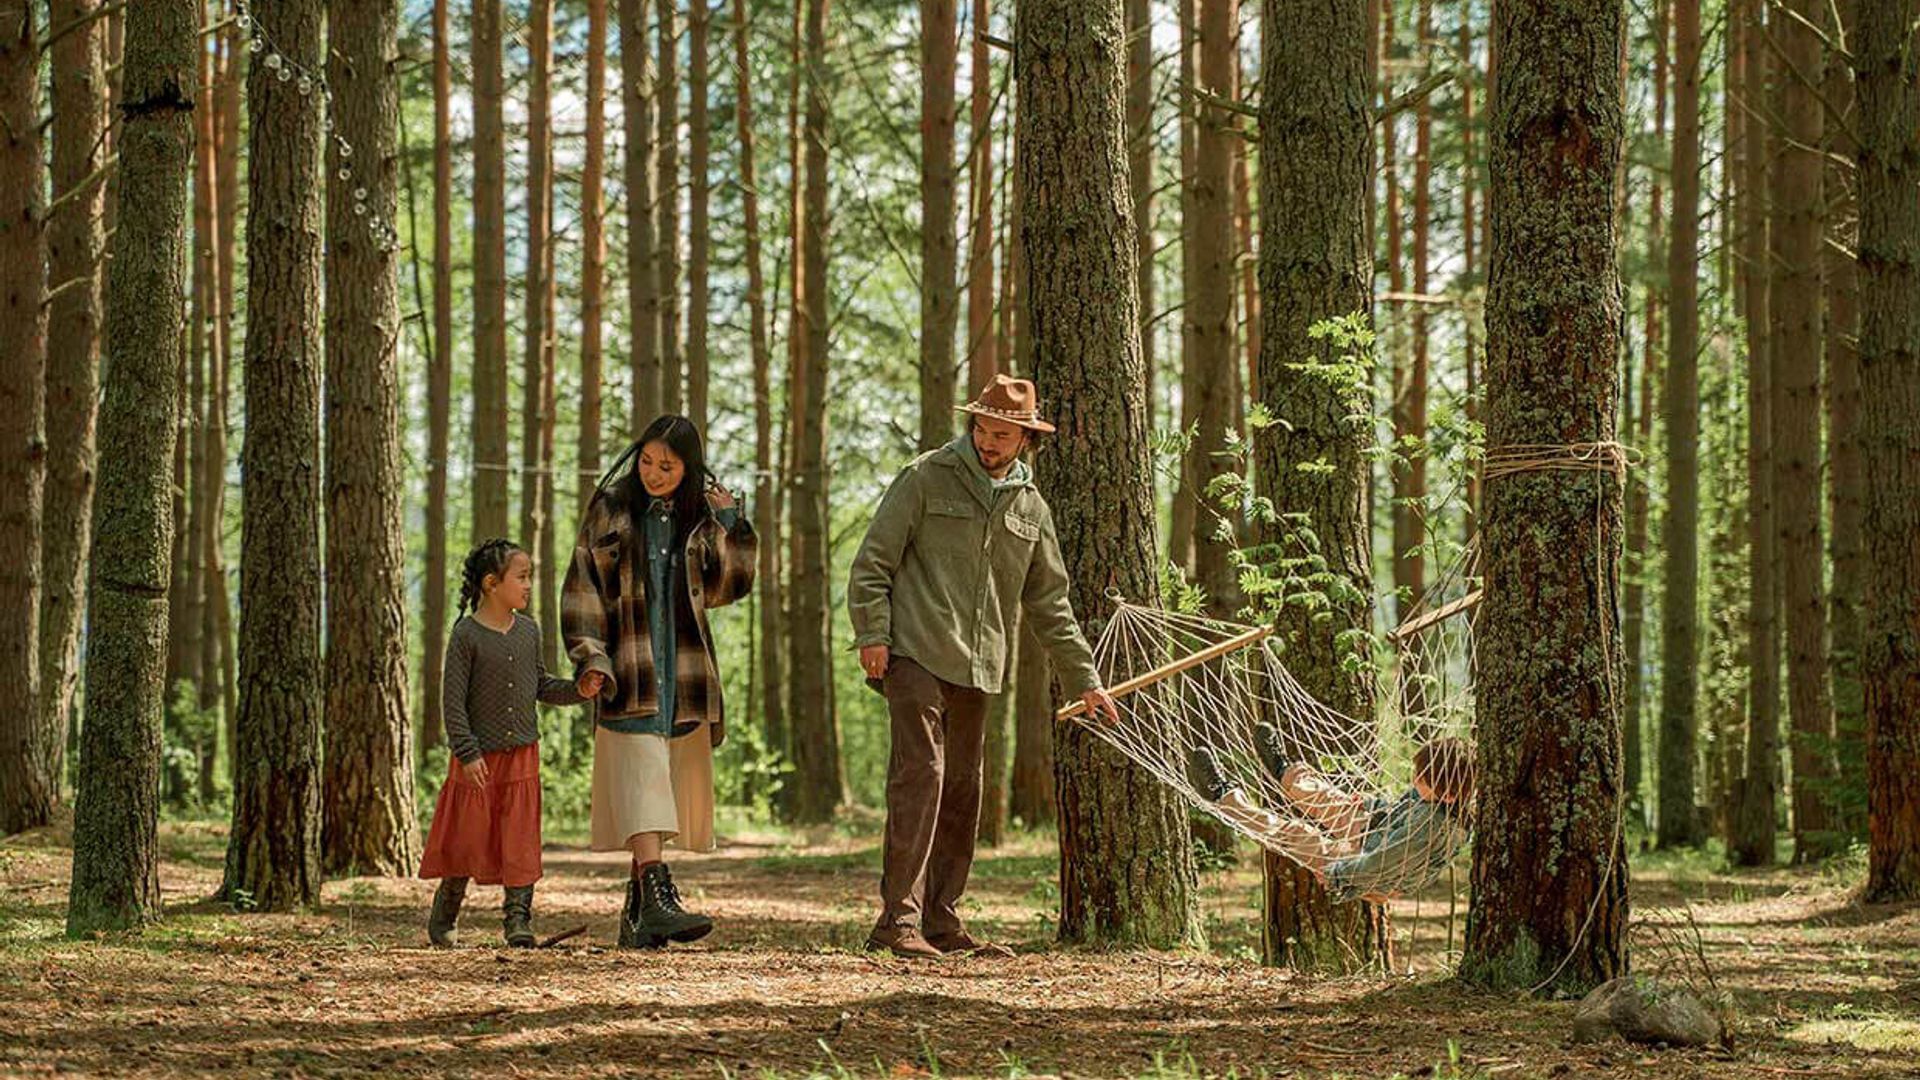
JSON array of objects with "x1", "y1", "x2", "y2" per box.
[{"x1": 417, "y1": 742, "x2": 543, "y2": 887}]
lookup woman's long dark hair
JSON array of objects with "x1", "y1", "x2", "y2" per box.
[{"x1": 594, "y1": 414, "x2": 715, "y2": 540}]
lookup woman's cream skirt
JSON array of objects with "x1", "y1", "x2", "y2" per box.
[{"x1": 588, "y1": 725, "x2": 717, "y2": 853}]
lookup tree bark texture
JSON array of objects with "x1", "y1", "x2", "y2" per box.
[
  {"x1": 469, "y1": 0, "x2": 510, "y2": 540},
  {"x1": 1018, "y1": 0, "x2": 1203, "y2": 950},
  {"x1": 1656, "y1": 0, "x2": 1704, "y2": 849},
  {"x1": 226, "y1": 0, "x2": 327, "y2": 912},
  {"x1": 323, "y1": 0, "x2": 419, "y2": 878},
  {"x1": 623, "y1": 0, "x2": 660, "y2": 431},
  {"x1": 919, "y1": 0, "x2": 960, "y2": 452},
  {"x1": 422, "y1": 0, "x2": 453, "y2": 753},
  {"x1": 658, "y1": 0, "x2": 683, "y2": 415},
  {"x1": 687, "y1": 0, "x2": 712, "y2": 431},
  {"x1": 1459, "y1": 0, "x2": 1629, "y2": 995},
  {"x1": 520, "y1": 0, "x2": 555, "y2": 630},
  {"x1": 65, "y1": 0, "x2": 193, "y2": 933},
  {"x1": 1856, "y1": 0, "x2": 1920, "y2": 902},
  {"x1": 37, "y1": 0, "x2": 110, "y2": 826},
  {"x1": 1255, "y1": 0, "x2": 1389, "y2": 971},
  {"x1": 0, "y1": 0, "x2": 49, "y2": 835}
]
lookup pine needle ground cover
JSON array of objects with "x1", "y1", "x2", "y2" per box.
[{"x1": 3, "y1": 822, "x2": 1916, "y2": 1078}]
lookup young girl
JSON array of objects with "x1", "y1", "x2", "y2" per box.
[
  {"x1": 419, "y1": 538, "x2": 601, "y2": 947},
  {"x1": 563, "y1": 414, "x2": 756, "y2": 949}
]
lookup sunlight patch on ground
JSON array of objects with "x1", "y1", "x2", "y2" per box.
[{"x1": 1784, "y1": 1015, "x2": 1920, "y2": 1053}]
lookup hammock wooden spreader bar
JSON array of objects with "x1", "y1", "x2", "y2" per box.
[
  {"x1": 1385, "y1": 589, "x2": 1483, "y2": 643},
  {"x1": 1055, "y1": 622, "x2": 1274, "y2": 722}
]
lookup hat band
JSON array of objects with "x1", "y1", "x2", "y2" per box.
[{"x1": 969, "y1": 403, "x2": 1041, "y2": 421}]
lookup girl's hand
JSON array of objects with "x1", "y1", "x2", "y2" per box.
[
  {"x1": 705, "y1": 484, "x2": 736, "y2": 511},
  {"x1": 578, "y1": 670, "x2": 606, "y2": 698},
  {"x1": 461, "y1": 757, "x2": 491, "y2": 788}
]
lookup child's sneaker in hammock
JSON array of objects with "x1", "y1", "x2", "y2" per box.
[{"x1": 1214, "y1": 788, "x2": 1281, "y2": 833}]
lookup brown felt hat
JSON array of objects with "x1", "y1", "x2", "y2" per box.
[{"x1": 955, "y1": 374, "x2": 1056, "y2": 434}]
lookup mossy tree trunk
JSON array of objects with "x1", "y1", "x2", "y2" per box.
[
  {"x1": 1018, "y1": 0, "x2": 1204, "y2": 950},
  {"x1": 65, "y1": 0, "x2": 194, "y2": 934},
  {"x1": 1459, "y1": 0, "x2": 1629, "y2": 995}
]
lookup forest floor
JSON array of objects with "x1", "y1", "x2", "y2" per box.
[{"x1": 3, "y1": 816, "x2": 1919, "y2": 1079}]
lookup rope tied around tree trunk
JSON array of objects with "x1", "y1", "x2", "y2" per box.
[{"x1": 1477, "y1": 438, "x2": 1637, "y2": 994}]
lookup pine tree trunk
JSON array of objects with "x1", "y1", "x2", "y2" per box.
[
  {"x1": 1655, "y1": 0, "x2": 1704, "y2": 850},
  {"x1": 658, "y1": 0, "x2": 683, "y2": 415},
  {"x1": 1392, "y1": 0, "x2": 1431, "y2": 622},
  {"x1": 687, "y1": 0, "x2": 712, "y2": 432},
  {"x1": 624, "y1": 0, "x2": 660, "y2": 431},
  {"x1": 771, "y1": 0, "x2": 805, "y2": 822},
  {"x1": 1460, "y1": 8, "x2": 1480, "y2": 535},
  {"x1": 1459, "y1": 0, "x2": 1628, "y2": 994},
  {"x1": 732, "y1": 0, "x2": 785, "y2": 804},
  {"x1": 1857, "y1": 0, "x2": 1920, "y2": 902},
  {"x1": 1169, "y1": 0, "x2": 1198, "y2": 575},
  {"x1": 1189, "y1": 0, "x2": 1239, "y2": 617},
  {"x1": 423, "y1": 0, "x2": 454, "y2": 754},
  {"x1": 0, "y1": 0, "x2": 50, "y2": 835},
  {"x1": 322, "y1": 0, "x2": 419, "y2": 879},
  {"x1": 36, "y1": 0, "x2": 109, "y2": 830},
  {"x1": 966, "y1": 0, "x2": 997, "y2": 397},
  {"x1": 1775, "y1": 0, "x2": 1839, "y2": 863},
  {"x1": 188, "y1": 28, "x2": 221, "y2": 801},
  {"x1": 520, "y1": 0, "x2": 554, "y2": 620},
  {"x1": 1823, "y1": 0, "x2": 1865, "y2": 831},
  {"x1": 213, "y1": 28, "x2": 240, "y2": 741},
  {"x1": 1623, "y1": 0, "x2": 1664, "y2": 825},
  {"x1": 919, "y1": 0, "x2": 959, "y2": 452},
  {"x1": 1020, "y1": 0, "x2": 1203, "y2": 950},
  {"x1": 1255, "y1": 0, "x2": 1389, "y2": 972},
  {"x1": 226, "y1": 0, "x2": 326, "y2": 912},
  {"x1": 65, "y1": 0, "x2": 192, "y2": 932},
  {"x1": 1126, "y1": 0, "x2": 1155, "y2": 422},
  {"x1": 1005, "y1": 163, "x2": 1055, "y2": 832},
  {"x1": 785, "y1": 0, "x2": 843, "y2": 824},
  {"x1": 470, "y1": 0, "x2": 510, "y2": 539},
  {"x1": 581, "y1": 0, "x2": 608, "y2": 502},
  {"x1": 180, "y1": 3, "x2": 213, "y2": 729},
  {"x1": 1730, "y1": 0, "x2": 1778, "y2": 867}
]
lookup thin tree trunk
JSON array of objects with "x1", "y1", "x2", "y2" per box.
[
  {"x1": 225, "y1": 0, "x2": 327, "y2": 912},
  {"x1": 1656, "y1": 0, "x2": 1704, "y2": 849},
  {"x1": 966, "y1": 0, "x2": 997, "y2": 397},
  {"x1": 1392, "y1": 0, "x2": 1431, "y2": 622},
  {"x1": 771, "y1": 0, "x2": 805, "y2": 822},
  {"x1": 687, "y1": 0, "x2": 712, "y2": 431},
  {"x1": 37, "y1": 0, "x2": 109, "y2": 829},
  {"x1": 1170, "y1": 0, "x2": 1197, "y2": 574},
  {"x1": 470, "y1": 0, "x2": 510, "y2": 539},
  {"x1": 785, "y1": 0, "x2": 843, "y2": 824},
  {"x1": 1189, "y1": 0, "x2": 1239, "y2": 619},
  {"x1": 919, "y1": 0, "x2": 959, "y2": 452},
  {"x1": 1729, "y1": 0, "x2": 1778, "y2": 866},
  {"x1": 659, "y1": 0, "x2": 683, "y2": 414},
  {"x1": 191, "y1": 23, "x2": 223, "y2": 802},
  {"x1": 323, "y1": 0, "x2": 419, "y2": 879},
  {"x1": 733, "y1": 0, "x2": 784, "y2": 804},
  {"x1": 582, "y1": 0, "x2": 608, "y2": 508},
  {"x1": 65, "y1": 0, "x2": 192, "y2": 932},
  {"x1": 213, "y1": 24, "x2": 240, "y2": 738},
  {"x1": 624, "y1": 0, "x2": 660, "y2": 430},
  {"x1": 0, "y1": 0, "x2": 50, "y2": 835},
  {"x1": 1775, "y1": 0, "x2": 1838, "y2": 863},
  {"x1": 1459, "y1": 0, "x2": 1629, "y2": 994},
  {"x1": 1823, "y1": 0, "x2": 1865, "y2": 830},
  {"x1": 1126, "y1": 0, "x2": 1154, "y2": 428},
  {"x1": 1460, "y1": 6, "x2": 1480, "y2": 534},
  {"x1": 1624, "y1": 0, "x2": 1666, "y2": 827},
  {"x1": 1256, "y1": 0, "x2": 1389, "y2": 972},
  {"x1": 1856, "y1": 0, "x2": 1920, "y2": 901},
  {"x1": 423, "y1": 0, "x2": 454, "y2": 754},
  {"x1": 520, "y1": 0, "x2": 555, "y2": 624},
  {"x1": 1019, "y1": 0, "x2": 1203, "y2": 948},
  {"x1": 178, "y1": 11, "x2": 211, "y2": 788}
]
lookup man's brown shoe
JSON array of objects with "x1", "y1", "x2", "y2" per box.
[
  {"x1": 925, "y1": 930, "x2": 1013, "y2": 958},
  {"x1": 866, "y1": 925, "x2": 944, "y2": 960}
]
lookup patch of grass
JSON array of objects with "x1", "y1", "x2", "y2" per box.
[{"x1": 752, "y1": 848, "x2": 883, "y2": 875}]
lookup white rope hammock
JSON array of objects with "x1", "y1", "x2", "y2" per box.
[{"x1": 1059, "y1": 550, "x2": 1481, "y2": 902}]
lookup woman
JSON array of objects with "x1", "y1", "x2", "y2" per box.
[{"x1": 563, "y1": 414, "x2": 757, "y2": 949}]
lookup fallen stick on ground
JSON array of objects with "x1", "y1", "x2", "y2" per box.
[{"x1": 538, "y1": 925, "x2": 587, "y2": 949}]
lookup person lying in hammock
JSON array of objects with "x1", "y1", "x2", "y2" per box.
[{"x1": 1187, "y1": 734, "x2": 1475, "y2": 902}]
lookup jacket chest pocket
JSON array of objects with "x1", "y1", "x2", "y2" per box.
[
  {"x1": 590, "y1": 530, "x2": 627, "y2": 596},
  {"x1": 994, "y1": 510, "x2": 1041, "y2": 574},
  {"x1": 923, "y1": 498, "x2": 982, "y2": 562}
]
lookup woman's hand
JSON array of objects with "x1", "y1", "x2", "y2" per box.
[
  {"x1": 578, "y1": 669, "x2": 606, "y2": 699},
  {"x1": 461, "y1": 757, "x2": 491, "y2": 788},
  {"x1": 705, "y1": 484, "x2": 736, "y2": 511}
]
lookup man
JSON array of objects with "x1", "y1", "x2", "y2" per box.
[{"x1": 848, "y1": 374, "x2": 1122, "y2": 960}]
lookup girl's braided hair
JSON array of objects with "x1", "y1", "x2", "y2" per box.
[{"x1": 457, "y1": 538, "x2": 525, "y2": 624}]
